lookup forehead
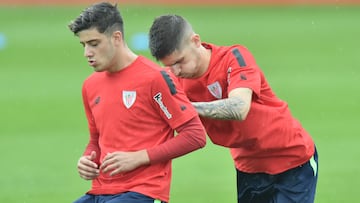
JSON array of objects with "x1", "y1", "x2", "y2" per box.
[
  {"x1": 160, "y1": 44, "x2": 192, "y2": 65},
  {"x1": 77, "y1": 28, "x2": 104, "y2": 43},
  {"x1": 160, "y1": 49, "x2": 181, "y2": 65}
]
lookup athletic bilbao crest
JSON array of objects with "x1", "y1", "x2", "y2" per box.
[
  {"x1": 122, "y1": 91, "x2": 136, "y2": 109},
  {"x1": 207, "y1": 81, "x2": 222, "y2": 99}
]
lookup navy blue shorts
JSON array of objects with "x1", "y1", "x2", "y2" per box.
[
  {"x1": 73, "y1": 191, "x2": 166, "y2": 203},
  {"x1": 236, "y1": 148, "x2": 318, "y2": 203}
]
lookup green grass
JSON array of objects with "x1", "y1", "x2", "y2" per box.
[{"x1": 0, "y1": 5, "x2": 359, "y2": 203}]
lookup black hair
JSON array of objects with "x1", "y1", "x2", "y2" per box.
[
  {"x1": 68, "y1": 2, "x2": 124, "y2": 36},
  {"x1": 149, "y1": 14, "x2": 190, "y2": 60}
]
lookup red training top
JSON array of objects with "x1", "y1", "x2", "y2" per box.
[
  {"x1": 81, "y1": 56, "x2": 206, "y2": 202},
  {"x1": 173, "y1": 43, "x2": 315, "y2": 174}
]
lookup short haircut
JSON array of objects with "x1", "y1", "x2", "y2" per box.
[
  {"x1": 68, "y1": 2, "x2": 124, "y2": 37},
  {"x1": 149, "y1": 14, "x2": 191, "y2": 60}
]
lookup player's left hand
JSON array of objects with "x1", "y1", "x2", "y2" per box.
[{"x1": 100, "y1": 150, "x2": 150, "y2": 176}]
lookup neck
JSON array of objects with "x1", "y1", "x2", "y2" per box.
[
  {"x1": 197, "y1": 45, "x2": 211, "y2": 77},
  {"x1": 108, "y1": 45, "x2": 138, "y2": 73}
]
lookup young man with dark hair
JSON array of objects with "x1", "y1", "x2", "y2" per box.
[
  {"x1": 68, "y1": 4, "x2": 206, "y2": 203},
  {"x1": 149, "y1": 14, "x2": 318, "y2": 203}
]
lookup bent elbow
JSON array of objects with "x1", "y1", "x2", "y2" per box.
[
  {"x1": 198, "y1": 133, "x2": 207, "y2": 148},
  {"x1": 192, "y1": 128, "x2": 207, "y2": 149},
  {"x1": 237, "y1": 105, "x2": 251, "y2": 121},
  {"x1": 240, "y1": 112, "x2": 248, "y2": 121}
]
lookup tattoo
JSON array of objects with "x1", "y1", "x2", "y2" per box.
[{"x1": 192, "y1": 97, "x2": 246, "y2": 120}]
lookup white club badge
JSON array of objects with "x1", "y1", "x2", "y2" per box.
[
  {"x1": 123, "y1": 91, "x2": 136, "y2": 109},
  {"x1": 207, "y1": 81, "x2": 222, "y2": 99}
]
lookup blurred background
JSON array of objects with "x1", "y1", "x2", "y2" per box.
[{"x1": 0, "y1": 0, "x2": 359, "y2": 202}]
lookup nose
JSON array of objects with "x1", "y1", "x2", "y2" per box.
[{"x1": 84, "y1": 45, "x2": 93, "y2": 58}]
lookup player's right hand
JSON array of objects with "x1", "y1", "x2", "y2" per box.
[{"x1": 77, "y1": 151, "x2": 100, "y2": 180}]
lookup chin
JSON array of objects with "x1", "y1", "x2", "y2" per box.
[
  {"x1": 180, "y1": 74, "x2": 192, "y2": 79},
  {"x1": 93, "y1": 67, "x2": 104, "y2": 72}
]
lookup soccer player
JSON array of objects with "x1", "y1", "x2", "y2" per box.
[
  {"x1": 68, "y1": 4, "x2": 206, "y2": 203},
  {"x1": 149, "y1": 14, "x2": 318, "y2": 203}
]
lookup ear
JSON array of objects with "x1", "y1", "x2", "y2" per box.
[
  {"x1": 191, "y1": 33, "x2": 202, "y2": 47},
  {"x1": 112, "y1": 31, "x2": 124, "y2": 45}
]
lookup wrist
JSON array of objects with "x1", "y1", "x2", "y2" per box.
[{"x1": 139, "y1": 149, "x2": 150, "y2": 165}]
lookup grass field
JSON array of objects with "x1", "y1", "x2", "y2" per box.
[{"x1": 0, "y1": 4, "x2": 359, "y2": 203}]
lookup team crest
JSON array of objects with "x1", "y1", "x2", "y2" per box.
[
  {"x1": 122, "y1": 91, "x2": 136, "y2": 109},
  {"x1": 207, "y1": 81, "x2": 222, "y2": 99}
]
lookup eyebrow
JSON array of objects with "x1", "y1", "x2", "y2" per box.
[{"x1": 80, "y1": 39, "x2": 99, "y2": 45}]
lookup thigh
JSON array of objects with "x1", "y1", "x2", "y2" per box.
[
  {"x1": 106, "y1": 192, "x2": 165, "y2": 203},
  {"x1": 275, "y1": 148, "x2": 319, "y2": 203},
  {"x1": 236, "y1": 170, "x2": 276, "y2": 203},
  {"x1": 73, "y1": 194, "x2": 95, "y2": 203}
]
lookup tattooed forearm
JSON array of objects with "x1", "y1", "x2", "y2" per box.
[{"x1": 192, "y1": 97, "x2": 247, "y2": 120}]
